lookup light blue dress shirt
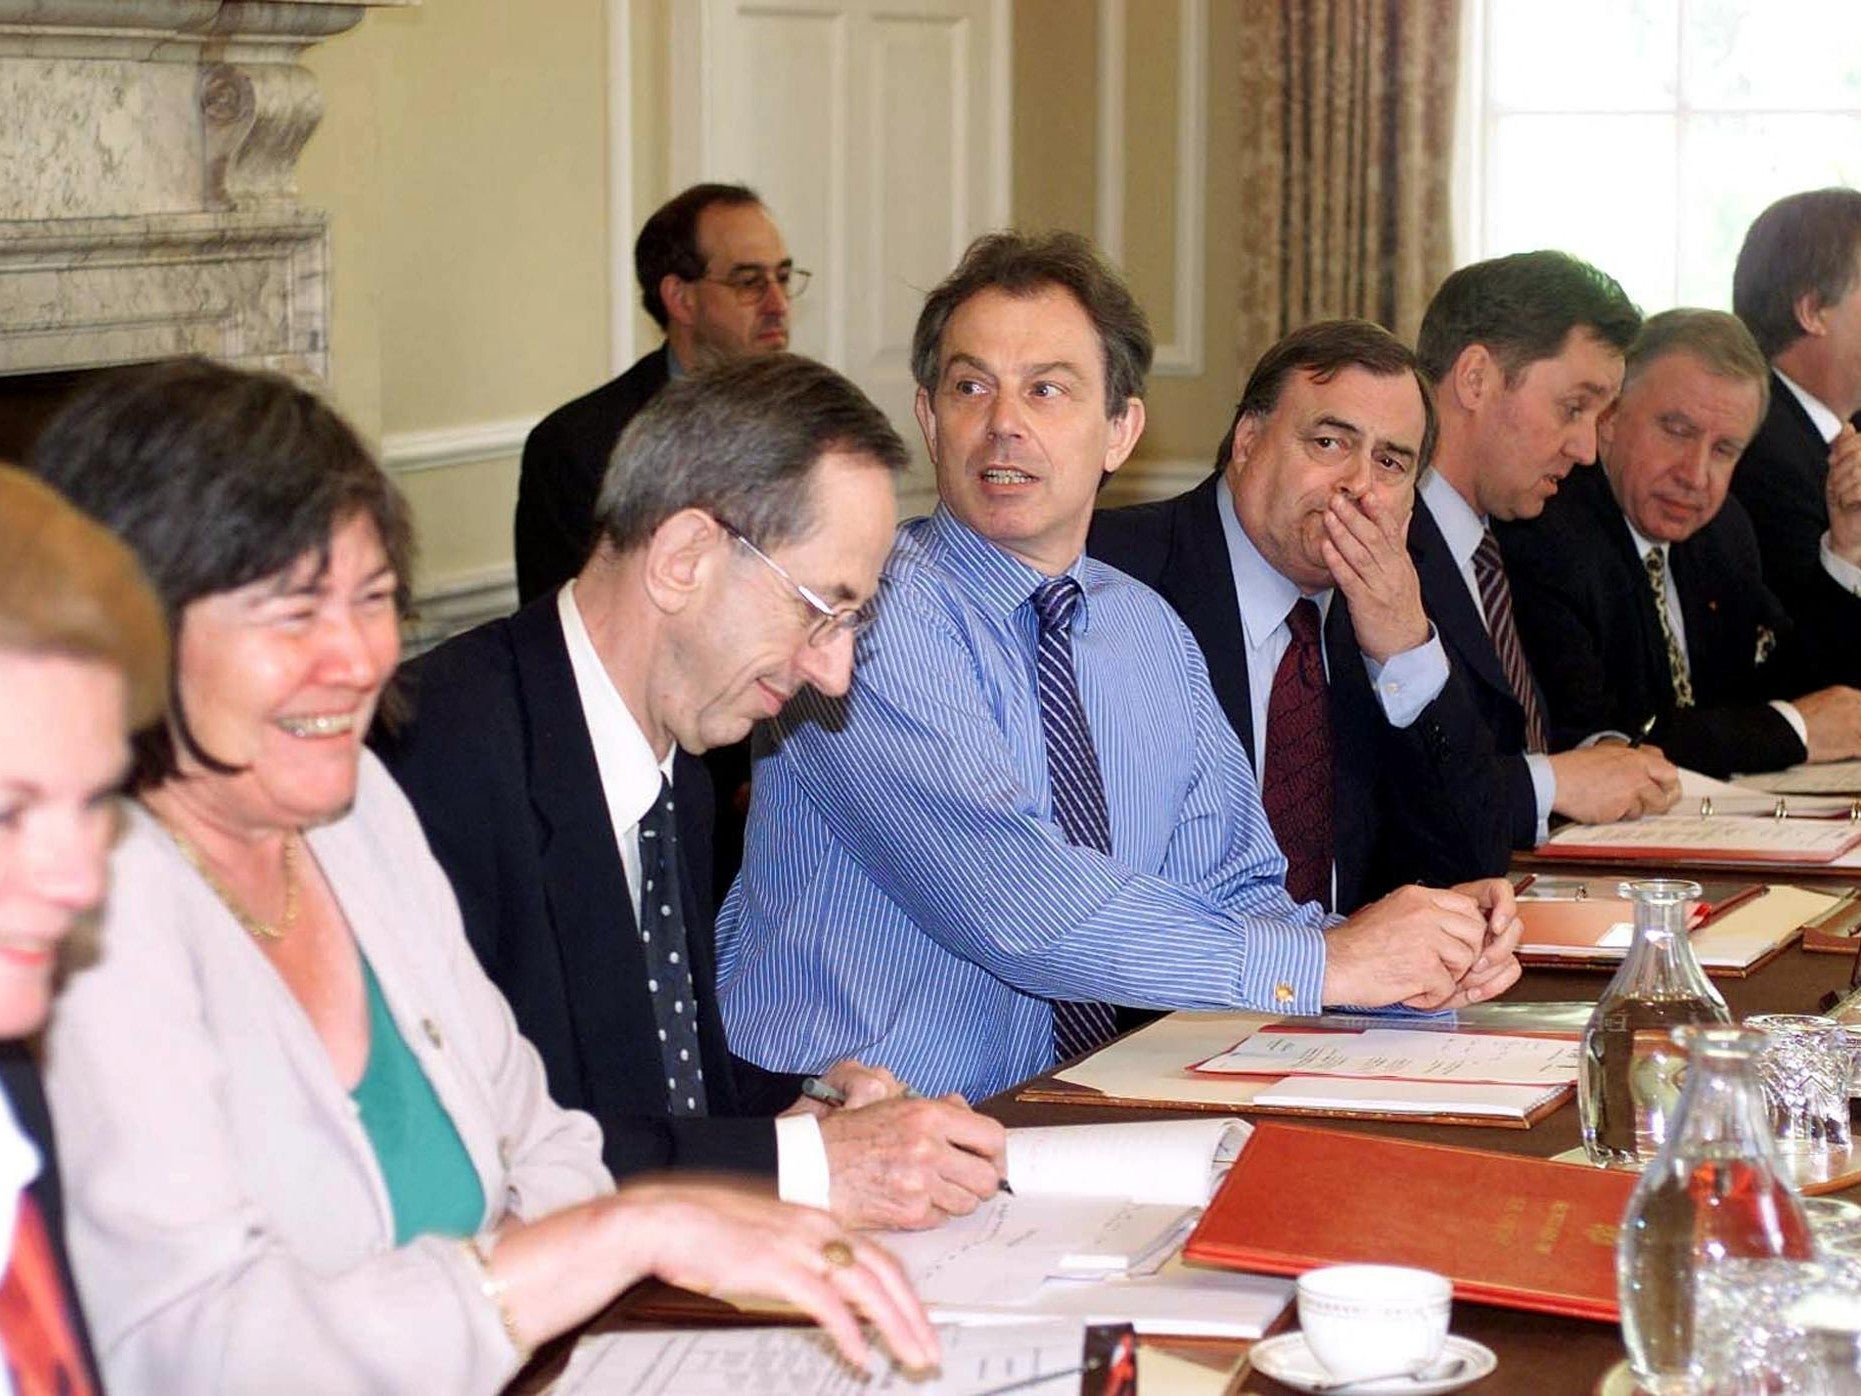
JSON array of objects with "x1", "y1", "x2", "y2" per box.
[{"x1": 716, "y1": 507, "x2": 1333, "y2": 1100}]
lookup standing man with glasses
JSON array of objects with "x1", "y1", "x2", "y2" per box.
[
  {"x1": 717, "y1": 233, "x2": 1522, "y2": 1103},
  {"x1": 379, "y1": 355, "x2": 1008, "y2": 1232},
  {"x1": 519, "y1": 183, "x2": 812, "y2": 894},
  {"x1": 518, "y1": 183, "x2": 811, "y2": 605}
]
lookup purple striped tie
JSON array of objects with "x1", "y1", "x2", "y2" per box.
[
  {"x1": 1031, "y1": 576, "x2": 1120, "y2": 1063},
  {"x1": 1472, "y1": 529, "x2": 1548, "y2": 754}
]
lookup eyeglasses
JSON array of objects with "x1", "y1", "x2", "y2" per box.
[
  {"x1": 716, "y1": 519, "x2": 876, "y2": 646},
  {"x1": 698, "y1": 264, "x2": 812, "y2": 304}
]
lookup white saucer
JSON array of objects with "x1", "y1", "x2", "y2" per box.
[{"x1": 1248, "y1": 1333, "x2": 1497, "y2": 1393}]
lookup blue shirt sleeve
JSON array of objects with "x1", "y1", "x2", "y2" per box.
[{"x1": 752, "y1": 570, "x2": 1330, "y2": 1015}]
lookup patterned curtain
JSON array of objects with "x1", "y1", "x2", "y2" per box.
[{"x1": 1234, "y1": 0, "x2": 1461, "y2": 375}]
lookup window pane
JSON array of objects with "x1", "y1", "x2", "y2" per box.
[
  {"x1": 1487, "y1": 114, "x2": 1677, "y2": 312},
  {"x1": 1677, "y1": 114, "x2": 1861, "y2": 306},
  {"x1": 1487, "y1": 0, "x2": 1677, "y2": 111},
  {"x1": 1682, "y1": 0, "x2": 1861, "y2": 111}
]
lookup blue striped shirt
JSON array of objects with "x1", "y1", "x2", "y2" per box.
[{"x1": 715, "y1": 507, "x2": 1332, "y2": 1100}]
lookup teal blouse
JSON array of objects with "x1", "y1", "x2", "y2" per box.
[{"x1": 350, "y1": 956, "x2": 485, "y2": 1244}]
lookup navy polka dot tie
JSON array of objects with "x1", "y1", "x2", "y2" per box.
[{"x1": 638, "y1": 777, "x2": 708, "y2": 1116}]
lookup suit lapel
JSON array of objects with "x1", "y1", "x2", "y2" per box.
[
  {"x1": 1160, "y1": 474, "x2": 1256, "y2": 760},
  {"x1": 1409, "y1": 497, "x2": 1513, "y2": 705},
  {"x1": 507, "y1": 604, "x2": 661, "y2": 1118}
]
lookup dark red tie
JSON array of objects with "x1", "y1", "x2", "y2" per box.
[
  {"x1": 0, "y1": 1193, "x2": 94, "y2": 1396},
  {"x1": 1261, "y1": 598, "x2": 1334, "y2": 911}
]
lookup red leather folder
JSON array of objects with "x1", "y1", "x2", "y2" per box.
[{"x1": 1182, "y1": 1122, "x2": 1637, "y2": 1322}]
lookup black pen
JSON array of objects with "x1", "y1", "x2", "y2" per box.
[{"x1": 1628, "y1": 714, "x2": 1657, "y2": 748}]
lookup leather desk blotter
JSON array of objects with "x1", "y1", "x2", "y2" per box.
[{"x1": 1182, "y1": 1121, "x2": 1637, "y2": 1322}]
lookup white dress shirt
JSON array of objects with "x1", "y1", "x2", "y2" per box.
[
  {"x1": 1774, "y1": 368, "x2": 1861, "y2": 597},
  {"x1": 556, "y1": 584, "x2": 829, "y2": 1205},
  {"x1": 1419, "y1": 470, "x2": 1558, "y2": 838}
]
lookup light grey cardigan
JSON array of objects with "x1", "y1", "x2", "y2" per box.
[{"x1": 45, "y1": 752, "x2": 612, "y2": 1395}]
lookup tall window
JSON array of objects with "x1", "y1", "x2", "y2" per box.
[{"x1": 1458, "y1": 0, "x2": 1861, "y2": 312}]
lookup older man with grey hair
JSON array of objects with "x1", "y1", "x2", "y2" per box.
[
  {"x1": 1496, "y1": 308, "x2": 1861, "y2": 779},
  {"x1": 378, "y1": 353, "x2": 1006, "y2": 1231}
]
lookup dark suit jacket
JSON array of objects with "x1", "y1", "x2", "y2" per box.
[
  {"x1": 515, "y1": 347, "x2": 672, "y2": 608},
  {"x1": 1729, "y1": 372, "x2": 1861, "y2": 684},
  {"x1": 1407, "y1": 495, "x2": 1544, "y2": 850},
  {"x1": 372, "y1": 599, "x2": 797, "y2": 1179},
  {"x1": 513, "y1": 346, "x2": 752, "y2": 901},
  {"x1": 1494, "y1": 464, "x2": 1804, "y2": 779},
  {"x1": 0, "y1": 1040, "x2": 101, "y2": 1389},
  {"x1": 1088, "y1": 474, "x2": 1510, "y2": 911}
]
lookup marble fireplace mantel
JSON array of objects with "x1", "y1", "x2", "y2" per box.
[{"x1": 0, "y1": 0, "x2": 413, "y2": 380}]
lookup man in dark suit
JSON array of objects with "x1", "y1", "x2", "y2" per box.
[
  {"x1": 516, "y1": 183, "x2": 806, "y2": 604},
  {"x1": 1730, "y1": 188, "x2": 1861, "y2": 669},
  {"x1": 1409, "y1": 251, "x2": 1679, "y2": 847},
  {"x1": 1496, "y1": 310, "x2": 1861, "y2": 779},
  {"x1": 517, "y1": 182, "x2": 809, "y2": 899},
  {"x1": 1090, "y1": 320, "x2": 1509, "y2": 914},
  {"x1": 379, "y1": 355, "x2": 1005, "y2": 1232}
]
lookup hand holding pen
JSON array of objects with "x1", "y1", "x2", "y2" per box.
[{"x1": 787, "y1": 1063, "x2": 1012, "y2": 1226}]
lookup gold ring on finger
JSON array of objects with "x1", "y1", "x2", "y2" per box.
[{"x1": 821, "y1": 1239, "x2": 856, "y2": 1270}]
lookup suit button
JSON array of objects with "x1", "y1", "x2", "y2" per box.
[{"x1": 422, "y1": 1019, "x2": 443, "y2": 1050}]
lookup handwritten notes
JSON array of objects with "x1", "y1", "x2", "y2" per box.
[{"x1": 1194, "y1": 1027, "x2": 1578, "y2": 1086}]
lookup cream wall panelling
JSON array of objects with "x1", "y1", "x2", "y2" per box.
[
  {"x1": 666, "y1": 0, "x2": 1012, "y2": 482},
  {"x1": 1095, "y1": 0, "x2": 1206, "y2": 377},
  {"x1": 379, "y1": 417, "x2": 536, "y2": 475},
  {"x1": 606, "y1": 0, "x2": 640, "y2": 374}
]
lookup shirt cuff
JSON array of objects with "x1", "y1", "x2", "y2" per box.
[
  {"x1": 1821, "y1": 532, "x2": 1861, "y2": 596},
  {"x1": 1525, "y1": 751, "x2": 1555, "y2": 845},
  {"x1": 1249, "y1": 919, "x2": 1328, "y2": 1015},
  {"x1": 1361, "y1": 630, "x2": 1449, "y2": 729},
  {"x1": 774, "y1": 1113, "x2": 832, "y2": 1211},
  {"x1": 1769, "y1": 700, "x2": 1810, "y2": 757}
]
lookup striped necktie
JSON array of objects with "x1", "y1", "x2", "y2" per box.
[
  {"x1": 1644, "y1": 547, "x2": 1695, "y2": 708},
  {"x1": 1031, "y1": 575, "x2": 1120, "y2": 1063},
  {"x1": 1472, "y1": 529, "x2": 1548, "y2": 753}
]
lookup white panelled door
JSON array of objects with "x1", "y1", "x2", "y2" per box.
[{"x1": 671, "y1": 0, "x2": 1010, "y2": 506}]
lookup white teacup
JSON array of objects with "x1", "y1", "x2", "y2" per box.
[{"x1": 1296, "y1": 1264, "x2": 1452, "y2": 1381}]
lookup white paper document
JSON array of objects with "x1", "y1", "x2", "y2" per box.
[
  {"x1": 931, "y1": 1257, "x2": 1293, "y2": 1340},
  {"x1": 1738, "y1": 758, "x2": 1861, "y2": 796},
  {"x1": 1249, "y1": 1075, "x2": 1568, "y2": 1118},
  {"x1": 554, "y1": 1320, "x2": 1095, "y2": 1395},
  {"x1": 1193, "y1": 1026, "x2": 1578, "y2": 1086},
  {"x1": 1678, "y1": 767, "x2": 1858, "y2": 816},
  {"x1": 1005, "y1": 1117, "x2": 1247, "y2": 1206},
  {"x1": 1541, "y1": 813, "x2": 1861, "y2": 859},
  {"x1": 878, "y1": 1194, "x2": 1196, "y2": 1305}
]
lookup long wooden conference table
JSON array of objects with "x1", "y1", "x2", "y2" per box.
[{"x1": 513, "y1": 867, "x2": 1861, "y2": 1395}]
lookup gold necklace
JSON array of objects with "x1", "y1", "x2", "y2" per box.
[{"x1": 162, "y1": 822, "x2": 302, "y2": 941}]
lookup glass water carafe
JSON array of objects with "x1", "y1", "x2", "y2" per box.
[
  {"x1": 1579, "y1": 879, "x2": 1731, "y2": 1167},
  {"x1": 1616, "y1": 1025, "x2": 1814, "y2": 1394}
]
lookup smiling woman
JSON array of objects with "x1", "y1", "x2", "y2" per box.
[
  {"x1": 0, "y1": 463, "x2": 166, "y2": 1392},
  {"x1": 24, "y1": 360, "x2": 934, "y2": 1395}
]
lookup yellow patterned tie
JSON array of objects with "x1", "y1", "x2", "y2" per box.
[{"x1": 1644, "y1": 547, "x2": 1694, "y2": 709}]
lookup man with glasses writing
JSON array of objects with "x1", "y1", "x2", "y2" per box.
[
  {"x1": 380, "y1": 355, "x2": 1008, "y2": 1231},
  {"x1": 520, "y1": 183, "x2": 813, "y2": 891}
]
